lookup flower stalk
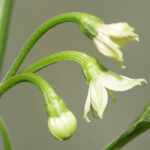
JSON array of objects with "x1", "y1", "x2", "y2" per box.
[
  {"x1": 2, "y1": 12, "x2": 102, "y2": 82},
  {"x1": 0, "y1": 73, "x2": 56, "y2": 103},
  {"x1": 0, "y1": 118, "x2": 12, "y2": 150},
  {"x1": 0, "y1": 0, "x2": 13, "y2": 78},
  {"x1": 104, "y1": 103, "x2": 150, "y2": 150},
  {"x1": 22, "y1": 51, "x2": 90, "y2": 74}
]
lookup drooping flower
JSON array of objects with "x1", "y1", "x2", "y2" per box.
[
  {"x1": 83, "y1": 70, "x2": 147, "y2": 122},
  {"x1": 93, "y1": 23, "x2": 139, "y2": 68},
  {"x1": 78, "y1": 13, "x2": 138, "y2": 67}
]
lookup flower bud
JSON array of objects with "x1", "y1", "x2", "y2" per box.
[{"x1": 48, "y1": 111, "x2": 77, "y2": 141}]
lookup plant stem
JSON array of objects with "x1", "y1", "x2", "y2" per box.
[
  {"x1": 22, "y1": 51, "x2": 90, "y2": 73},
  {"x1": 21, "y1": 50, "x2": 105, "y2": 84},
  {"x1": 104, "y1": 103, "x2": 150, "y2": 150},
  {"x1": 3, "y1": 12, "x2": 85, "y2": 82},
  {"x1": 0, "y1": 118, "x2": 11, "y2": 150},
  {"x1": 0, "y1": 0, "x2": 13, "y2": 79},
  {"x1": 0, "y1": 73, "x2": 59, "y2": 105}
]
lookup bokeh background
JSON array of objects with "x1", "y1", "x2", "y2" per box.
[{"x1": 0, "y1": 0, "x2": 150, "y2": 149}]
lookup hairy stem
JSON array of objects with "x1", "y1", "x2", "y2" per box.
[
  {"x1": 3, "y1": 12, "x2": 84, "y2": 82},
  {"x1": 104, "y1": 103, "x2": 150, "y2": 150},
  {"x1": 0, "y1": 118, "x2": 11, "y2": 150},
  {"x1": 0, "y1": 0, "x2": 13, "y2": 78}
]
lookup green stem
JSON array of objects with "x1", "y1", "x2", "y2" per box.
[
  {"x1": 0, "y1": 118, "x2": 11, "y2": 150},
  {"x1": 3, "y1": 12, "x2": 85, "y2": 82},
  {"x1": 0, "y1": 73, "x2": 59, "y2": 105},
  {"x1": 22, "y1": 51, "x2": 90, "y2": 73},
  {"x1": 104, "y1": 103, "x2": 150, "y2": 150},
  {"x1": 21, "y1": 50, "x2": 106, "y2": 84},
  {"x1": 0, "y1": 0, "x2": 13, "y2": 79}
]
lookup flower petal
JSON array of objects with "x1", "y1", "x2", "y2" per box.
[
  {"x1": 99, "y1": 71, "x2": 147, "y2": 91},
  {"x1": 99, "y1": 23, "x2": 137, "y2": 37},
  {"x1": 93, "y1": 34, "x2": 123, "y2": 63},
  {"x1": 93, "y1": 23, "x2": 138, "y2": 68},
  {"x1": 83, "y1": 84, "x2": 92, "y2": 122},
  {"x1": 90, "y1": 79, "x2": 108, "y2": 119},
  {"x1": 93, "y1": 35, "x2": 125, "y2": 68},
  {"x1": 83, "y1": 79, "x2": 108, "y2": 121},
  {"x1": 99, "y1": 23, "x2": 139, "y2": 48}
]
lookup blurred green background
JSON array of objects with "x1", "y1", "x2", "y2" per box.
[{"x1": 0, "y1": 0, "x2": 150, "y2": 149}]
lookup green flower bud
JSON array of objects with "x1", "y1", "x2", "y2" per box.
[
  {"x1": 48, "y1": 111, "x2": 77, "y2": 141},
  {"x1": 45, "y1": 97, "x2": 77, "y2": 141}
]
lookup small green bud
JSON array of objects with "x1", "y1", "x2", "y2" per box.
[
  {"x1": 48, "y1": 111, "x2": 77, "y2": 141},
  {"x1": 45, "y1": 97, "x2": 77, "y2": 141}
]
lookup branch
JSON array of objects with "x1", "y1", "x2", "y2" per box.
[
  {"x1": 104, "y1": 103, "x2": 150, "y2": 150},
  {"x1": 0, "y1": 0, "x2": 13, "y2": 78},
  {"x1": 0, "y1": 118, "x2": 12, "y2": 150}
]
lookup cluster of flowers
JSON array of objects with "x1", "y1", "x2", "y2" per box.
[
  {"x1": 1, "y1": 12, "x2": 146, "y2": 141},
  {"x1": 45, "y1": 13, "x2": 146, "y2": 140}
]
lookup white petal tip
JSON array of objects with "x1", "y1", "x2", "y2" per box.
[
  {"x1": 117, "y1": 60, "x2": 126, "y2": 69},
  {"x1": 138, "y1": 79, "x2": 148, "y2": 85},
  {"x1": 83, "y1": 116, "x2": 91, "y2": 123},
  {"x1": 98, "y1": 112, "x2": 104, "y2": 119},
  {"x1": 133, "y1": 79, "x2": 148, "y2": 87},
  {"x1": 120, "y1": 64, "x2": 126, "y2": 69},
  {"x1": 135, "y1": 37, "x2": 140, "y2": 42}
]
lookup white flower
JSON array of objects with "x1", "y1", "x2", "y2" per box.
[
  {"x1": 83, "y1": 70, "x2": 147, "y2": 122},
  {"x1": 93, "y1": 23, "x2": 139, "y2": 68}
]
